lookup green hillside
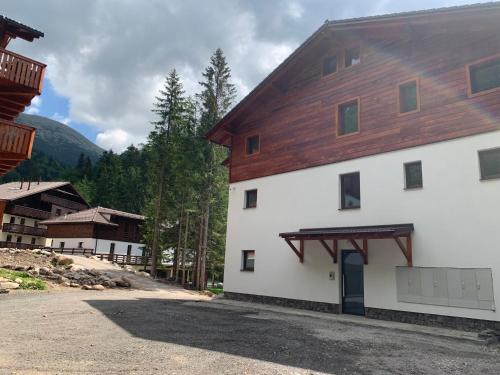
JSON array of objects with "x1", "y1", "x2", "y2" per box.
[{"x1": 16, "y1": 113, "x2": 104, "y2": 166}]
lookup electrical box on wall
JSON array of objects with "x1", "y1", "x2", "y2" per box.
[{"x1": 329, "y1": 271, "x2": 335, "y2": 280}]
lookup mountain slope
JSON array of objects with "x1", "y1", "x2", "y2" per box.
[{"x1": 16, "y1": 113, "x2": 104, "y2": 167}]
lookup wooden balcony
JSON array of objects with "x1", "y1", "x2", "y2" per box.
[
  {"x1": 8, "y1": 205, "x2": 51, "y2": 220},
  {"x1": 0, "y1": 48, "x2": 46, "y2": 122},
  {"x1": 2, "y1": 223, "x2": 47, "y2": 237},
  {"x1": 0, "y1": 48, "x2": 45, "y2": 93},
  {"x1": 0, "y1": 119, "x2": 35, "y2": 175}
]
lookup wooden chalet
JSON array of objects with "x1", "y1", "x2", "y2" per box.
[
  {"x1": 0, "y1": 181, "x2": 89, "y2": 247},
  {"x1": 41, "y1": 207, "x2": 145, "y2": 258},
  {"x1": 207, "y1": 3, "x2": 500, "y2": 330},
  {"x1": 0, "y1": 16, "x2": 45, "y2": 175}
]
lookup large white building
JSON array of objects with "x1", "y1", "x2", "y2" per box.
[{"x1": 207, "y1": 4, "x2": 500, "y2": 330}]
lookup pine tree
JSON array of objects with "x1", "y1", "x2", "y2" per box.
[
  {"x1": 148, "y1": 69, "x2": 188, "y2": 277},
  {"x1": 194, "y1": 48, "x2": 235, "y2": 290}
]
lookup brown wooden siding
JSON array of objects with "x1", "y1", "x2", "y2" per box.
[
  {"x1": 46, "y1": 223, "x2": 95, "y2": 239},
  {"x1": 94, "y1": 216, "x2": 143, "y2": 243},
  {"x1": 226, "y1": 21, "x2": 500, "y2": 183}
]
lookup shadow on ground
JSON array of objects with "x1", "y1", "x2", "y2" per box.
[{"x1": 85, "y1": 298, "x2": 359, "y2": 374}]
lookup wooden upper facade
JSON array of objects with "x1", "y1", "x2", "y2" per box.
[
  {"x1": 0, "y1": 181, "x2": 90, "y2": 243},
  {"x1": 207, "y1": 3, "x2": 500, "y2": 183},
  {"x1": 42, "y1": 207, "x2": 144, "y2": 244},
  {"x1": 0, "y1": 16, "x2": 45, "y2": 176}
]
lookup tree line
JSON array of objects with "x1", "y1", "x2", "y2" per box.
[{"x1": 2, "y1": 48, "x2": 235, "y2": 289}]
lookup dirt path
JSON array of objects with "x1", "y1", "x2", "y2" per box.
[{"x1": 1, "y1": 288, "x2": 499, "y2": 374}]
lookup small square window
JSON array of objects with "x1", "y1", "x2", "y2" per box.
[
  {"x1": 404, "y1": 161, "x2": 423, "y2": 189},
  {"x1": 399, "y1": 80, "x2": 419, "y2": 114},
  {"x1": 20, "y1": 218, "x2": 25, "y2": 225},
  {"x1": 16, "y1": 236, "x2": 22, "y2": 243},
  {"x1": 78, "y1": 242, "x2": 83, "y2": 248},
  {"x1": 345, "y1": 46, "x2": 361, "y2": 68},
  {"x1": 242, "y1": 250, "x2": 255, "y2": 271},
  {"x1": 479, "y1": 148, "x2": 500, "y2": 180},
  {"x1": 31, "y1": 237, "x2": 36, "y2": 245},
  {"x1": 9, "y1": 216, "x2": 15, "y2": 224},
  {"x1": 246, "y1": 135, "x2": 260, "y2": 155},
  {"x1": 322, "y1": 55, "x2": 337, "y2": 76},
  {"x1": 6, "y1": 235, "x2": 12, "y2": 242},
  {"x1": 468, "y1": 56, "x2": 500, "y2": 96},
  {"x1": 338, "y1": 99, "x2": 359, "y2": 136},
  {"x1": 59, "y1": 241, "x2": 65, "y2": 248},
  {"x1": 55, "y1": 209, "x2": 62, "y2": 216},
  {"x1": 245, "y1": 189, "x2": 257, "y2": 209},
  {"x1": 340, "y1": 172, "x2": 360, "y2": 209}
]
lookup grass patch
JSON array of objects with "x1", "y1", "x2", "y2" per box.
[
  {"x1": 208, "y1": 287, "x2": 223, "y2": 295},
  {"x1": 0, "y1": 268, "x2": 46, "y2": 290}
]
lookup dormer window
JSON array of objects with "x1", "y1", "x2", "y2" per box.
[
  {"x1": 246, "y1": 135, "x2": 260, "y2": 155},
  {"x1": 322, "y1": 55, "x2": 337, "y2": 76},
  {"x1": 345, "y1": 46, "x2": 361, "y2": 68}
]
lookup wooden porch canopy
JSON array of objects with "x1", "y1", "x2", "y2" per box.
[{"x1": 279, "y1": 224, "x2": 414, "y2": 266}]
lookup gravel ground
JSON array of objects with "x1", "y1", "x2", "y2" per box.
[{"x1": 1, "y1": 289, "x2": 499, "y2": 375}]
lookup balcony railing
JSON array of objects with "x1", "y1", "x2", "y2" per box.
[
  {"x1": 2, "y1": 223, "x2": 47, "y2": 237},
  {"x1": 0, "y1": 120, "x2": 35, "y2": 158},
  {"x1": 41, "y1": 193, "x2": 88, "y2": 211},
  {"x1": 0, "y1": 48, "x2": 46, "y2": 93},
  {"x1": 8, "y1": 205, "x2": 51, "y2": 220}
]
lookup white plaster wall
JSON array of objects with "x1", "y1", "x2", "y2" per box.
[
  {"x1": 224, "y1": 131, "x2": 500, "y2": 321},
  {"x1": 0, "y1": 214, "x2": 46, "y2": 245},
  {"x1": 48, "y1": 237, "x2": 144, "y2": 256}
]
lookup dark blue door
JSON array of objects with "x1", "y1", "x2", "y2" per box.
[{"x1": 342, "y1": 250, "x2": 365, "y2": 315}]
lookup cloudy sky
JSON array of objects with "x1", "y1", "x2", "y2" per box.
[{"x1": 2, "y1": 0, "x2": 486, "y2": 152}]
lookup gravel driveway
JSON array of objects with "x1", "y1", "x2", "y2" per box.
[{"x1": 1, "y1": 289, "x2": 499, "y2": 374}]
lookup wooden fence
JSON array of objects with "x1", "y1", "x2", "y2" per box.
[{"x1": 95, "y1": 253, "x2": 152, "y2": 266}]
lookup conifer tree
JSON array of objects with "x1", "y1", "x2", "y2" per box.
[{"x1": 194, "y1": 48, "x2": 235, "y2": 289}]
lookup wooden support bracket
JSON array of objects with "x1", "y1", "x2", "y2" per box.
[
  {"x1": 394, "y1": 236, "x2": 413, "y2": 267},
  {"x1": 284, "y1": 238, "x2": 304, "y2": 263},
  {"x1": 349, "y1": 238, "x2": 368, "y2": 264},
  {"x1": 319, "y1": 239, "x2": 338, "y2": 263}
]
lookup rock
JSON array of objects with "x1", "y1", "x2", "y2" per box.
[
  {"x1": 14, "y1": 278, "x2": 23, "y2": 284},
  {"x1": 101, "y1": 280, "x2": 116, "y2": 288},
  {"x1": 2, "y1": 264, "x2": 14, "y2": 270},
  {"x1": 69, "y1": 282, "x2": 80, "y2": 288},
  {"x1": 0, "y1": 282, "x2": 19, "y2": 289},
  {"x1": 111, "y1": 278, "x2": 130, "y2": 288},
  {"x1": 70, "y1": 264, "x2": 86, "y2": 272},
  {"x1": 39, "y1": 267, "x2": 52, "y2": 276},
  {"x1": 88, "y1": 269, "x2": 101, "y2": 277},
  {"x1": 82, "y1": 285, "x2": 93, "y2": 290},
  {"x1": 51, "y1": 255, "x2": 74, "y2": 267},
  {"x1": 52, "y1": 268, "x2": 66, "y2": 275},
  {"x1": 40, "y1": 250, "x2": 52, "y2": 256},
  {"x1": 29, "y1": 267, "x2": 40, "y2": 276},
  {"x1": 0, "y1": 277, "x2": 9, "y2": 282},
  {"x1": 61, "y1": 282, "x2": 71, "y2": 287},
  {"x1": 92, "y1": 284, "x2": 105, "y2": 291},
  {"x1": 14, "y1": 265, "x2": 28, "y2": 271},
  {"x1": 137, "y1": 271, "x2": 150, "y2": 278},
  {"x1": 0, "y1": 288, "x2": 9, "y2": 294},
  {"x1": 56, "y1": 276, "x2": 70, "y2": 284}
]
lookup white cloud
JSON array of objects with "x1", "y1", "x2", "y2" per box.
[
  {"x1": 287, "y1": 2, "x2": 304, "y2": 20},
  {"x1": 2, "y1": 0, "x2": 480, "y2": 153},
  {"x1": 96, "y1": 128, "x2": 144, "y2": 153},
  {"x1": 25, "y1": 96, "x2": 41, "y2": 114},
  {"x1": 51, "y1": 112, "x2": 71, "y2": 126}
]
